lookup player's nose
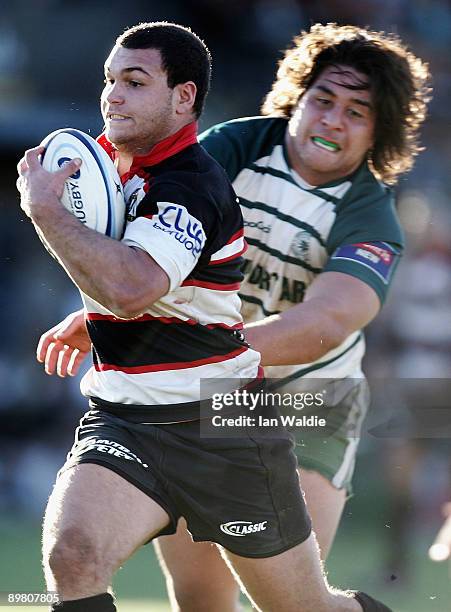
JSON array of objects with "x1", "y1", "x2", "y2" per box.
[
  {"x1": 321, "y1": 105, "x2": 344, "y2": 130},
  {"x1": 104, "y1": 82, "x2": 125, "y2": 105}
]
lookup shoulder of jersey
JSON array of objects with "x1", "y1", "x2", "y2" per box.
[{"x1": 40, "y1": 128, "x2": 126, "y2": 239}]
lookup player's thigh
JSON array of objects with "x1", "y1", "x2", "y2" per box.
[
  {"x1": 43, "y1": 463, "x2": 170, "y2": 570},
  {"x1": 155, "y1": 517, "x2": 240, "y2": 608},
  {"x1": 300, "y1": 468, "x2": 346, "y2": 558},
  {"x1": 294, "y1": 379, "x2": 369, "y2": 491},
  {"x1": 222, "y1": 533, "x2": 331, "y2": 612},
  {"x1": 294, "y1": 379, "x2": 369, "y2": 552}
]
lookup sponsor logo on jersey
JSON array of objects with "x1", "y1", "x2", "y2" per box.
[
  {"x1": 153, "y1": 204, "x2": 206, "y2": 258},
  {"x1": 356, "y1": 243, "x2": 393, "y2": 263},
  {"x1": 242, "y1": 260, "x2": 306, "y2": 304},
  {"x1": 332, "y1": 241, "x2": 397, "y2": 283},
  {"x1": 78, "y1": 438, "x2": 149, "y2": 468},
  {"x1": 220, "y1": 521, "x2": 268, "y2": 537},
  {"x1": 289, "y1": 230, "x2": 313, "y2": 263},
  {"x1": 243, "y1": 220, "x2": 271, "y2": 233}
]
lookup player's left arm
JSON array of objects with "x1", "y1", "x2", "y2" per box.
[
  {"x1": 244, "y1": 271, "x2": 380, "y2": 366},
  {"x1": 17, "y1": 146, "x2": 169, "y2": 318}
]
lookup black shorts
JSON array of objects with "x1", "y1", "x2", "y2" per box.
[{"x1": 59, "y1": 408, "x2": 312, "y2": 558}]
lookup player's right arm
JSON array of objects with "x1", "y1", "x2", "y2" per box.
[
  {"x1": 17, "y1": 149, "x2": 170, "y2": 319},
  {"x1": 37, "y1": 309, "x2": 90, "y2": 377}
]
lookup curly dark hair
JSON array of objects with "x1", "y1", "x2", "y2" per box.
[
  {"x1": 117, "y1": 22, "x2": 211, "y2": 119},
  {"x1": 262, "y1": 23, "x2": 431, "y2": 184}
]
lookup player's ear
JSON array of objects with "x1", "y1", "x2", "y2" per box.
[{"x1": 174, "y1": 81, "x2": 197, "y2": 116}]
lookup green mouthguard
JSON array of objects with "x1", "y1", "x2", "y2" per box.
[{"x1": 312, "y1": 136, "x2": 340, "y2": 150}]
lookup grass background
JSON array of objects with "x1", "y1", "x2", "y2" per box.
[
  {"x1": 1, "y1": 509, "x2": 449, "y2": 612},
  {"x1": 1, "y1": 451, "x2": 449, "y2": 612}
]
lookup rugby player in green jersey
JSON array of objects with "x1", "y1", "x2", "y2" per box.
[
  {"x1": 32, "y1": 22, "x2": 429, "y2": 612},
  {"x1": 152, "y1": 23, "x2": 431, "y2": 611}
]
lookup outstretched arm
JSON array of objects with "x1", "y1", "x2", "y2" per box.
[{"x1": 244, "y1": 271, "x2": 380, "y2": 366}]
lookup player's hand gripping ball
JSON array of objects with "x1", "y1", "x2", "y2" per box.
[{"x1": 40, "y1": 128, "x2": 126, "y2": 239}]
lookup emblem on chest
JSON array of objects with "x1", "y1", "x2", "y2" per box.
[
  {"x1": 289, "y1": 230, "x2": 314, "y2": 263},
  {"x1": 126, "y1": 186, "x2": 147, "y2": 221}
]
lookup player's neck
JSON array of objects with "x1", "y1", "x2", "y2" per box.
[{"x1": 116, "y1": 152, "x2": 134, "y2": 175}]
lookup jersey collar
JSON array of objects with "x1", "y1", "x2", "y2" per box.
[{"x1": 97, "y1": 121, "x2": 198, "y2": 181}]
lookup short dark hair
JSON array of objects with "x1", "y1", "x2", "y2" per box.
[
  {"x1": 117, "y1": 22, "x2": 212, "y2": 119},
  {"x1": 262, "y1": 23, "x2": 431, "y2": 185}
]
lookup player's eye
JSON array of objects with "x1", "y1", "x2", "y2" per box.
[
  {"x1": 128, "y1": 80, "x2": 142, "y2": 88},
  {"x1": 348, "y1": 108, "x2": 363, "y2": 119},
  {"x1": 103, "y1": 77, "x2": 114, "y2": 85},
  {"x1": 317, "y1": 97, "x2": 331, "y2": 105}
]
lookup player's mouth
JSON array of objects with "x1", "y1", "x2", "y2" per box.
[
  {"x1": 106, "y1": 113, "x2": 131, "y2": 121},
  {"x1": 311, "y1": 136, "x2": 341, "y2": 153}
]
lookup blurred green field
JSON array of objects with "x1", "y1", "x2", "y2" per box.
[
  {"x1": 1, "y1": 449, "x2": 450, "y2": 612},
  {"x1": 0, "y1": 509, "x2": 449, "y2": 612}
]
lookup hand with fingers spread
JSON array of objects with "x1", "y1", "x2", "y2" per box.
[
  {"x1": 37, "y1": 309, "x2": 91, "y2": 377},
  {"x1": 17, "y1": 145, "x2": 81, "y2": 220}
]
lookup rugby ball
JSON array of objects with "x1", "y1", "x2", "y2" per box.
[{"x1": 40, "y1": 128, "x2": 125, "y2": 239}]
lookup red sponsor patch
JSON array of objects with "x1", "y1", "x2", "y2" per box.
[
  {"x1": 355, "y1": 243, "x2": 393, "y2": 264},
  {"x1": 332, "y1": 241, "x2": 398, "y2": 283}
]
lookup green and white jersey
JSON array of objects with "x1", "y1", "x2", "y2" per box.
[{"x1": 200, "y1": 116, "x2": 404, "y2": 383}]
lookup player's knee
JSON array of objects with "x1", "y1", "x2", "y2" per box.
[
  {"x1": 171, "y1": 580, "x2": 209, "y2": 611},
  {"x1": 45, "y1": 526, "x2": 105, "y2": 586}
]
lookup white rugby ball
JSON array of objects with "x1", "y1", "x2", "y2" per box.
[{"x1": 40, "y1": 128, "x2": 125, "y2": 239}]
